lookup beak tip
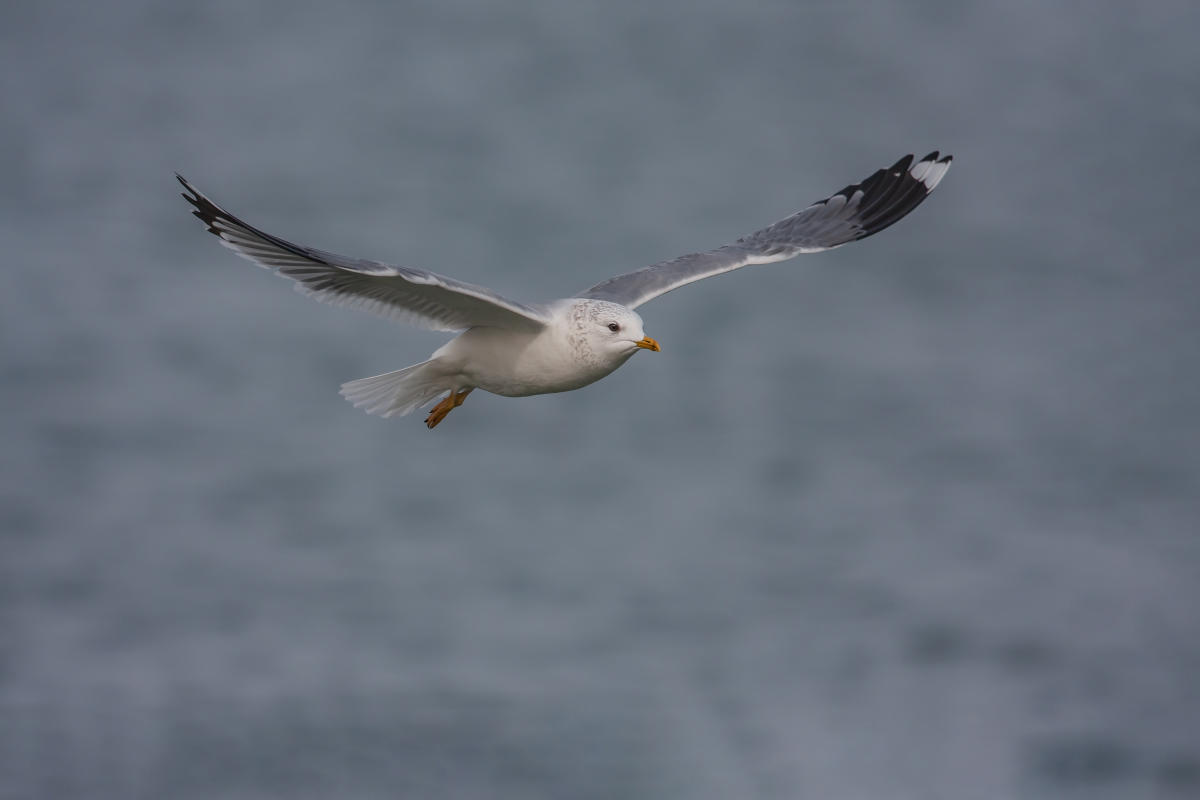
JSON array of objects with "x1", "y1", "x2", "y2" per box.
[{"x1": 636, "y1": 336, "x2": 661, "y2": 352}]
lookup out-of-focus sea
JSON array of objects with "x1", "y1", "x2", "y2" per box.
[{"x1": 2, "y1": 1, "x2": 1198, "y2": 798}]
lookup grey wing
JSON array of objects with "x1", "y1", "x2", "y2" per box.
[
  {"x1": 580, "y1": 151, "x2": 952, "y2": 309},
  {"x1": 178, "y1": 175, "x2": 549, "y2": 333}
]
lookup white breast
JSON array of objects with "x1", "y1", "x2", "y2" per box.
[{"x1": 433, "y1": 322, "x2": 631, "y2": 397}]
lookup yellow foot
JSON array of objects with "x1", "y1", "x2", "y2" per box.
[{"x1": 424, "y1": 389, "x2": 473, "y2": 429}]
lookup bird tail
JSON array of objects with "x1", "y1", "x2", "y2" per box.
[{"x1": 339, "y1": 360, "x2": 447, "y2": 418}]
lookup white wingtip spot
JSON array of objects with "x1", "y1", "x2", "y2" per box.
[
  {"x1": 910, "y1": 155, "x2": 951, "y2": 191},
  {"x1": 923, "y1": 161, "x2": 950, "y2": 190}
]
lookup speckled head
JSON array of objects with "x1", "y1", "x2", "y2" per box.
[{"x1": 565, "y1": 299, "x2": 660, "y2": 365}]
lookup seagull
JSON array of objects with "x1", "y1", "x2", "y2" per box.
[{"x1": 178, "y1": 151, "x2": 951, "y2": 428}]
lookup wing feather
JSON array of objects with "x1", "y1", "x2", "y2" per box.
[
  {"x1": 177, "y1": 175, "x2": 548, "y2": 332},
  {"x1": 580, "y1": 151, "x2": 952, "y2": 309}
]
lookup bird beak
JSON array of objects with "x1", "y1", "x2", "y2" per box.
[{"x1": 635, "y1": 336, "x2": 661, "y2": 352}]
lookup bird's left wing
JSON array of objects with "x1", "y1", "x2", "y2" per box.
[
  {"x1": 579, "y1": 151, "x2": 951, "y2": 309},
  {"x1": 178, "y1": 175, "x2": 549, "y2": 333}
]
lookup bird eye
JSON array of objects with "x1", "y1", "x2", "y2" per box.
[{"x1": 607, "y1": 322, "x2": 620, "y2": 332}]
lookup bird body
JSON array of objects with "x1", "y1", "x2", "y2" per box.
[
  {"x1": 436, "y1": 301, "x2": 653, "y2": 396},
  {"x1": 179, "y1": 151, "x2": 951, "y2": 427}
]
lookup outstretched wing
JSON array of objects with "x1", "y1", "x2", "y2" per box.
[
  {"x1": 178, "y1": 176, "x2": 549, "y2": 333},
  {"x1": 580, "y1": 151, "x2": 952, "y2": 309}
]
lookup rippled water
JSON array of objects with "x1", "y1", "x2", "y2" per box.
[{"x1": 3, "y1": 1, "x2": 1199, "y2": 798}]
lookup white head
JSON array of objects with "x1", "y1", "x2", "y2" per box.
[{"x1": 565, "y1": 299, "x2": 660, "y2": 366}]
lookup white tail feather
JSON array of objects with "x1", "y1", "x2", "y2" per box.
[{"x1": 340, "y1": 361, "x2": 447, "y2": 418}]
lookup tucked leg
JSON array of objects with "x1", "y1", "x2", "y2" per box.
[{"x1": 425, "y1": 389, "x2": 473, "y2": 429}]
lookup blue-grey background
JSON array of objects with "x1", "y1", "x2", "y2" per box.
[{"x1": 3, "y1": 1, "x2": 1198, "y2": 798}]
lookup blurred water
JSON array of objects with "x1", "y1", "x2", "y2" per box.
[{"x1": 3, "y1": 1, "x2": 1199, "y2": 798}]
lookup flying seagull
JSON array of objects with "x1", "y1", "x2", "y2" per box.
[{"x1": 179, "y1": 151, "x2": 951, "y2": 428}]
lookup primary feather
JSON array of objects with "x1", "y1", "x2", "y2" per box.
[
  {"x1": 580, "y1": 152, "x2": 952, "y2": 309},
  {"x1": 177, "y1": 175, "x2": 548, "y2": 333}
]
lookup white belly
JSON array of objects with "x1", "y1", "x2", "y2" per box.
[{"x1": 431, "y1": 326, "x2": 632, "y2": 397}]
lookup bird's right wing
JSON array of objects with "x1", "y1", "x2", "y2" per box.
[
  {"x1": 178, "y1": 175, "x2": 549, "y2": 333},
  {"x1": 579, "y1": 152, "x2": 952, "y2": 309}
]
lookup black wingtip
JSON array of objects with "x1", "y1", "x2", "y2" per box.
[
  {"x1": 888, "y1": 153, "x2": 915, "y2": 173},
  {"x1": 918, "y1": 150, "x2": 954, "y2": 166},
  {"x1": 836, "y1": 149, "x2": 954, "y2": 240},
  {"x1": 176, "y1": 173, "x2": 202, "y2": 206},
  {"x1": 174, "y1": 174, "x2": 228, "y2": 237}
]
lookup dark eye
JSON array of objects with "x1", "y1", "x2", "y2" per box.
[{"x1": 607, "y1": 322, "x2": 620, "y2": 332}]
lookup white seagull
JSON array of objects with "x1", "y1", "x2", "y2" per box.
[{"x1": 179, "y1": 151, "x2": 951, "y2": 428}]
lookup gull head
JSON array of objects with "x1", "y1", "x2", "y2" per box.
[{"x1": 565, "y1": 299, "x2": 660, "y2": 364}]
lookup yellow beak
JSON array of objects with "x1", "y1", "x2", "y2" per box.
[{"x1": 635, "y1": 336, "x2": 661, "y2": 352}]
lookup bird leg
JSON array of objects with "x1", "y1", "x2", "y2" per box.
[{"x1": 425, "y1": 389, "x2": 473, "y2": 429}]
